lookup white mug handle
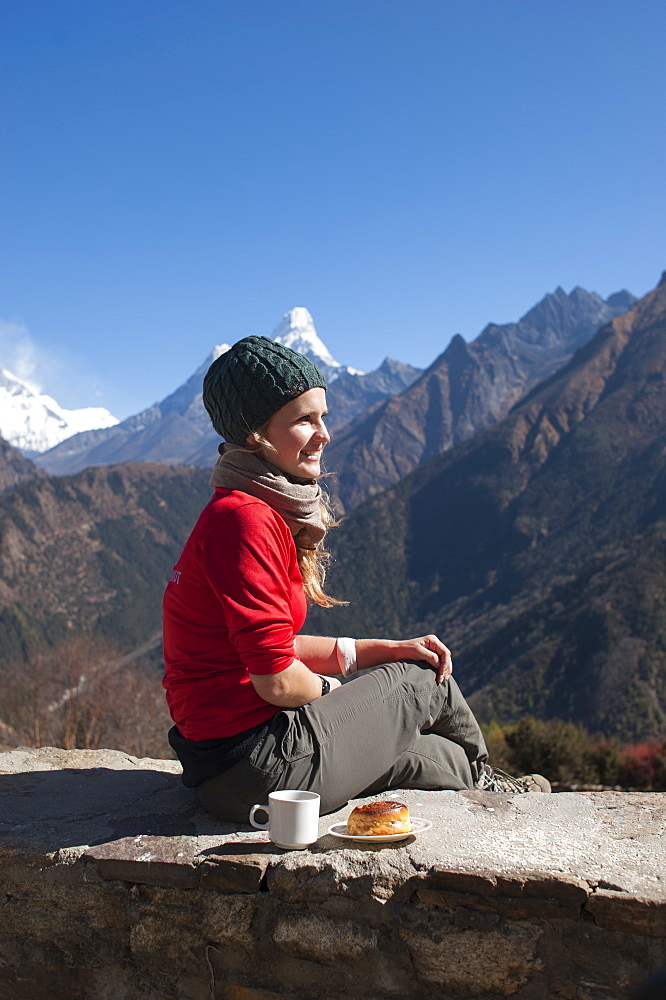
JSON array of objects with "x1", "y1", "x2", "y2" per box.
[{"x1": 249, "y1": 803, "x2": 270, "y2": 830}]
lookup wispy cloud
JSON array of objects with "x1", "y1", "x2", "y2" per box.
[
  {"x1": 0, "y1": 319, "x2": 42, "y2": 391},
  {"x1": 0, "y1": 318, "x2": 116, "y2": 416}
]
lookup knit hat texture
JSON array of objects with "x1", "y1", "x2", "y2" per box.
[{"x1": 203, "y1": 336, "x2": 327, "y2": 444}]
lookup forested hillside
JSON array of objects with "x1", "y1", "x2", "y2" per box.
[{"x1": 0, "y1": 462, "x2": 212, "y2": 662}]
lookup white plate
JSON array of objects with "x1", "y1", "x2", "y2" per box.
[{"x1": 326, "y1": 817, "x2": 432, "y2": 842}]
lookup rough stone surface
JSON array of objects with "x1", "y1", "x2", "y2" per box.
[{"x1": 1, "y1": 746, "x2": 665, "y2": 1000}]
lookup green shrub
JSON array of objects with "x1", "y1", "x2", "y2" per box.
[{"x1": 486, "y1": 716, "x2": 664, "y2": 789}]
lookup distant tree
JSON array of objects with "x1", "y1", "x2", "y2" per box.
[
  {"x1": 1, "y1": 635, "x2": 174, "y2": 759},
  {"x1": 584, "y1": 737, "x2": 622, "y2": 787},
  {"x1": 618, "y1": 741, "x2": 666, "y2": 791}
]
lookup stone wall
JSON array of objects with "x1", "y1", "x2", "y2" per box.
[{"x1": 1, "y1": 747, "x2": 665, "y2": 1000}]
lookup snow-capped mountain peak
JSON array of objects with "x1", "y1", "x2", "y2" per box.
[
  {"x1": 272, "y1": 308, "x2": 363, "y2": 382},
  {"x1": 0, "y1": 367, "x2": 119, "y2": 454}
]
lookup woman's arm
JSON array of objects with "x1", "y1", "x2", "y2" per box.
[
  {"x1": 252, "y1": 630, "x2": 453, "y2": 707},
  {"x1": 295, "y1": 634, "x2": 453, "y2": 683},
  {"x1": 292, "y1": 635, "x2": 339, "y2": 674},
  {"x1": 249, "y1": 658, "x2": 342, "y2": 707}
]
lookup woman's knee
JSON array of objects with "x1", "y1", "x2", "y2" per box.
[{"x1": 409, "y1": 735, "x2": 474, "y2": 788}]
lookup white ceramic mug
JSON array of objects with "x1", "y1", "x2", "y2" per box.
[{"x1": 249, "y1": 790, "x2": 320, "y2": 849}]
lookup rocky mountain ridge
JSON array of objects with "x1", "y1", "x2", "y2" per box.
[
  {"x1": 33, "y1": 345, "x2": 231, "y2": 476},
  {"x1": 33, "y1": 309, "x2": 421, "y2": 474},
  {"x1": 31, "y1": 287, "x2": 633, "y2": 481},
  {"x1": 323, "y1": 286, "x2": 636, "y2": 511}
]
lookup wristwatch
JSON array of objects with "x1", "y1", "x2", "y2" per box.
[{"x1": 320, "y1": 675, "x2": 331, "y2": 696}]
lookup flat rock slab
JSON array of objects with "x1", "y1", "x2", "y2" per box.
[
  {"x1": 1, "y1": 746, "x2": 664, "y2": 905},
  {"x1": 2, "y1": 747, "x2": 666, "y2": 1000}
]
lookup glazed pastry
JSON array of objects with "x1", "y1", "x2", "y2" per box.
[{"x1": 346, "y1": 800, "x2": 412, "y2": 836}]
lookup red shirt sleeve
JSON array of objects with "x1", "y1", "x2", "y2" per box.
[{"x1": 201, "y1": 501, "x2": 298, "y2": 675}]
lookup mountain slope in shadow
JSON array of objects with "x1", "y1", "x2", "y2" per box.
[{"x1": 310, "y1": 275, "x2": 666, "y2": 739}]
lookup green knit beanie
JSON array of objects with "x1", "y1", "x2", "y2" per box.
[{"x1": 203, "y1": 336, "x2": 328, "y2": 444}]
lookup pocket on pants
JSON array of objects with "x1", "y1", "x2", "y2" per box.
[{"x1": 278, "y1": 708, "x2": 316, "y2": 763}]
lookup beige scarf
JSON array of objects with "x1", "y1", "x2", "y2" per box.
[{"x1": 209, "y1": 443, "x2": 327, "y2": 550}]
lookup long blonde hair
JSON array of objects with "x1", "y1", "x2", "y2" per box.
[
  {"x1": 247, "y1": 428, "x2": 346, "y2": 608},
  {"x1": 295, "y1": 491, "x2": 346, "y2": 608}
]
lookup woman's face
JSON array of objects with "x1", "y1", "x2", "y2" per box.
[{"x1": 254, "y1": 387, "x2": 330, "y2": 479}]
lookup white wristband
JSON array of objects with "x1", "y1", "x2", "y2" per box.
[{"x1": 336, "y1": 637, "x2": 357, "y2": 677}]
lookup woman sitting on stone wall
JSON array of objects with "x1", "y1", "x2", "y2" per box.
[{"x1": 162, "y1": 336, "x2": 549, "y2": 822}]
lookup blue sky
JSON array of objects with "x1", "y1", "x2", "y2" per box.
[{"x1": 2, "y1": 0, "x2": 664, "y2": 419}]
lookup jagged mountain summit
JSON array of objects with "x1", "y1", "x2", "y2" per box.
[
  {"x1": 34, "y1": 312, "x2": 419, "y2": 474},
  {"x1": 0, "y1": 367, "x2": 118, "y2": 454},
  {"x1": 309, "y1": 273, "x2": 666, "y2": 740},
  {"x1": 272, "y1": 307, "x2": 363, "y2": 383},
  {"x1": 323, "y1": 285, "x2": 636, "y2": 511}
]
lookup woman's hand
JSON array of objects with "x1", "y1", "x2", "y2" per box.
[{"x1": 389, "y1": 635, "x2": 453, "y2": 684}]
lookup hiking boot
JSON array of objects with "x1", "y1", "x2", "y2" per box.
[{"x1": 475, "y1": 765, "x2": 551, "y2": 794}]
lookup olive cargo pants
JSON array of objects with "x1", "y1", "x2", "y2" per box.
[{"x1": 196, "y1": 660, "x2": 488, "y2": 824}]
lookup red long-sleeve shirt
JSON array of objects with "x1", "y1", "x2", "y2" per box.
[{"x1": 162, "y1": 488, "x2": 307, "y2": 740}]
